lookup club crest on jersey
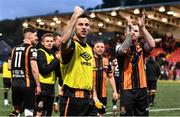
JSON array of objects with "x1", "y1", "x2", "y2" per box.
[{"x1": 80, "y1": 52, "x2": 92, "y2": 61}]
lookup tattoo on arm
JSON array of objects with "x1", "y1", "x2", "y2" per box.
[{"x1": 116, "y1": 34, "x2": 132, "y2": 54}]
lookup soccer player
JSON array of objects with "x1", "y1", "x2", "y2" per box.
[
  {"x1": 111, "y1": 58, "x2": 120, "y2": 112},
  {"x1": 93, "y1": 40, "x2": 118, "y2": 116},
  {"x1": 115, "y1": 13, "x2": 155, "y2": 116},
  {"x1": 2, "y1": 53, "x2": 12, "y2": 106},
  {"x1": 35, "y1": 33, "x2": 60, "y2": 116},
  {"x1": 59, "y1": 6, "x2": 98, "y2": 116},
  {"x1": 146, "y1": 56, "x2": 161, "y2": 107},
  {"x1": 9, "y1": 27, "x2": 41, "y2": 116}
]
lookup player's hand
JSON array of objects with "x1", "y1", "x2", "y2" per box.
[
  {"x1": 113, "y1": 91, "x2": 118, "y2": 100},
  {"x1": 119, "y1": 11, "x2": 133, "y2": 28},
  {"x1": 119, "y1": 12, "x2": 134, "y2": 36},
  {"x1": 55, "y1": 51, "x2": 60, "y2": 60},
  {"x1": 36, "y1": 85, "x2": 41, "y2": 95},
  {"x1": 138, "y1": 12, "x2": 145, "y2": 28},
  {"x1": 73, "y1": 6, "x2": 84, "y2": 17},
  {"x1": 95, "y1": 101, "x2": 103, "y2": 109},
  {"x1": 95, "y1": 101, "x2": 106, "y2": 113}
]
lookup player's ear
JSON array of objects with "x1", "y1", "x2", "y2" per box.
[{"x1": 41, "y1": 40, "x2": 44, "y2": 45}]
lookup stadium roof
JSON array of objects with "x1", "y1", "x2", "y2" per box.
[{"x1": 22, "y1": 2, "x2": 180, "y2": 35}]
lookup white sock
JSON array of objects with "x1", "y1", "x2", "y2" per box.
[{"x1": 4, "y1": 99, "x2": 8, "y2": 105}]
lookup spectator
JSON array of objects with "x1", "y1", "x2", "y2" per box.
[{"x1": 146, "y1": 56, "x2": 161, "y2": 106}]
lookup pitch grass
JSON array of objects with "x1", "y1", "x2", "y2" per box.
[{"x1": 0, "y1": 73, "x2": 180, "y2": 116}]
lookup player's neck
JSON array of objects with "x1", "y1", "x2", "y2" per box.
[
  {"x1": 23, "y1": 38, "x2": 31, "y2": 45},
  {"x1": 74, "y1": 35, "x2": 86, "y2": 43},
  {"x1": 132, "y1": 39, "x2": 138, "y2": 45}
]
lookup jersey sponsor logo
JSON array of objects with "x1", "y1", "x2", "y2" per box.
[
  {"x1": 12, "y1": 70, "x2": 25, "y2": 78},
  {"x1": 12, "y1": 74, "x2": 25, "y2": 78},
  {"x1": 81, "y1": 61, "x2": 92, "y2": 66},
  {"x1": 80, "y1": 52, "x2": 92, "y2": 61}
]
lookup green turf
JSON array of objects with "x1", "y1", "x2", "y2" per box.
[{"x1": 0, "y1": 73, "x2": 180, "y2": 116}]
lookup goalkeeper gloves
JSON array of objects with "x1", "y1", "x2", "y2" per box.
[{"x1": 95, "y1": 101, "x2": 106, "y2": 114}]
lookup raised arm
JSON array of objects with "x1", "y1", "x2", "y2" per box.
[
  {"x1": 61, "y1": 6, "x2": 84, "y2": 51},
  {"x1": 116, "y1": 13, "x2": 133, "y2": 54},
  {"x1": 115, "y1": 33, "x2": 132, "y2": 55},
  {"x1": 138, "y1": 13, "x2": 155, "y2": 48}
]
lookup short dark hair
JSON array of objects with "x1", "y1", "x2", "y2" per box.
[
  {"x1": 93, "y1": 40, "x2": 104, "y2": 47},
  {"x1": 41, "y1": 33, "x2": 53, "y2": 42},
  {"x1": 53, "y1": 32, "x2": 62, "y2": 37},
  {"x1": 23, "y1": 27, "x2": 37, "y2": 35},
  {"x1": 125, "y1": 23, "x2": 139, "y2": 34},
  {"x1": 79, "y1": 13, "x2": 89, "y2": 19}
]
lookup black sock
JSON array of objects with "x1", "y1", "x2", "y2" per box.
[
  {"x1": 4, "y1": 91, "x2": 8, "y2": 100},
  {"x1": 112, "y1": 99, "x2": 117, "y2": 105},
  {"x1": 54, "y1": 96, "x2": 59, "y2": 103},
  {"x1": 152, "y1": 94, "x2": 155, "y2": 104}
]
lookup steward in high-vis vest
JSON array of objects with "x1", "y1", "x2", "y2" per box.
[
  {"x1": 35, "y1": 33, "x2": 61, "y2": 116},
  {"x1": 115, "y1": 13, "x2": 155, "y2": 116}
]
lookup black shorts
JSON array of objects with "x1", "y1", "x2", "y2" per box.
[
  {"x1": 98, "y1": 97, "x2": 107, "y2": 106},
  {"x1": 147, "y1": 80, "x2": 157, "y2": 91},
  {"x1": 97, "y1": 97, "x2": 107, "y2": 114},
  {"x1": 36, "y1": 95, "x2": 54, "y2": 116},
  {"x1": 114, "y1": 77, "x2": 120, "y2": 93},
  {"x1": 12, "y1": 87, "x2": 35, "y2": 109},
  {"x1": 120, "y1": 88, "x2": 149, "y2": 116},
  {"x1": 3, "y1": 78, "x2": 11, "y2": 89},
  {"x1": 60, "y1": 96, "x2": 97, "y2": 116}
]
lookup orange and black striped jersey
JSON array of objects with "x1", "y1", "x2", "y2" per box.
[
  {"x1": 93, "y1": 55, "x2": 112, "y2": 98},
  {"x1": 11, "y1": 43, "x2": 37, "y2": 88},
  {"x1": 112, "y1": 58, "x2": 120, "y2": 78},
  {"x1": 117, "y1": 43, "x2": 147, "y2": 90}
]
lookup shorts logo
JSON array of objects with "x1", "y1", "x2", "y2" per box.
[
  {"x1": 38, "y1": 101, "x2": 44, "y2": 108},
  {"x1": 80, "y1": 52, "x2": 92, "y2": 61},
  {"x1": 120, "y1": 106, "x2": 126, "y2": 114},
  {"x1": 146, "y1": 107, "x2": 149, "y2": 111}
]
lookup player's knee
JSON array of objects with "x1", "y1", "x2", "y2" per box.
[
  {"x1": 148, "y1": 90, "x2": 151, "y2": 95},
  {"x1": 4, "y1": 88, "x2": 9, "y2": 92},
  {"x1": 151, "y1": 90, "x2": 156, "y2": 94}
]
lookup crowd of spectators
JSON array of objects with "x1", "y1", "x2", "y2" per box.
[{"x1": 156, "y1": 32, "x2": 177, "y2": 54}]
